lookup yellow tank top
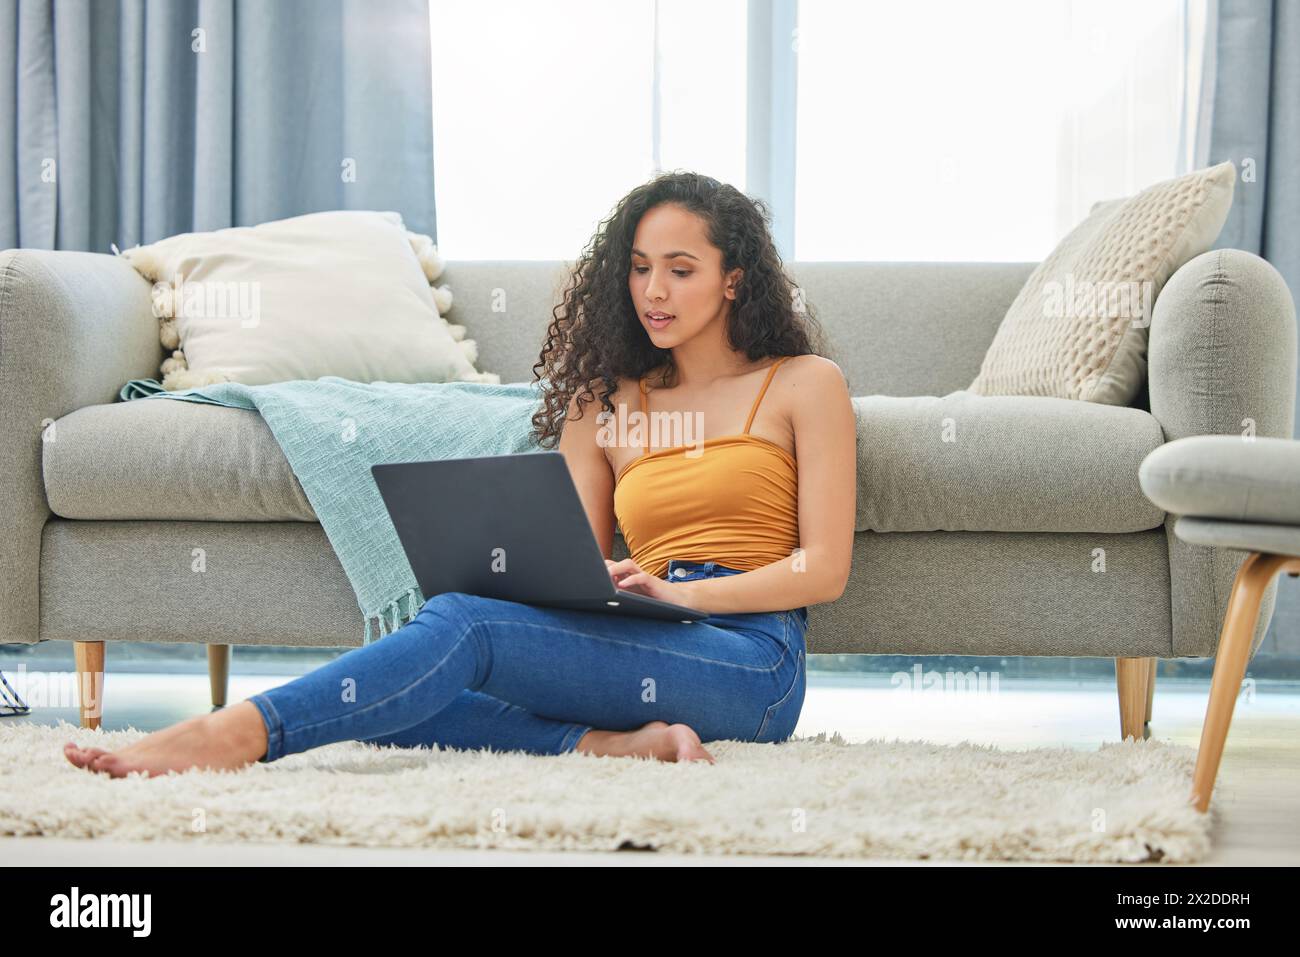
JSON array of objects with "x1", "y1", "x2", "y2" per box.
[{"x1": 613, "y1": 356, "x2": 799, "y2": 580}]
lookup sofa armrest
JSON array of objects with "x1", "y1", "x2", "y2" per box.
[
  {"x1": 1148, "y1": 248, "x2": 1298, "y2": 658},
  {"x1": 0, "y1": 250, "x2": 160, "y2": 644}
]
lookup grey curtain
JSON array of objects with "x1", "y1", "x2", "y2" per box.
[
  {"x1": 1200, "y1": 0, "x2": 1300, "y2": 652},
  {"x1": 0, "y1": 0, "x2": 437, "y2": 251},
  {"x1": 1202, "y1": 0, "x2": 1298, "y2": 333}
]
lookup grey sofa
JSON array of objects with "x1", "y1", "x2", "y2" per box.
[{"x1": 1, "y1": 248, "x2": 1296, "y2": 739}]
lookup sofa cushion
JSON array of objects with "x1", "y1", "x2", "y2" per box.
[
  {"x1": 43, "y1": 399, "x2": 316, "y2": 521},
  {"x1": 44, "y1": 390, "x2": 1167, "y2": 533},
  {"x1": 1139, "y1": 435, "x2": 1300, "y2": 525},
  {"x1": 118, "y1": 209, "x2": 495, "y2": 391},
  {"x1": 852, "y1": 391, "x2": 1166, "y2": 533},
  {"x1": 968, "y1": 160, "x2": 1236, "y2": 405}
]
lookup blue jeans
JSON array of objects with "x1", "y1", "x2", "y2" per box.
[{"x1": 247, "y1": 558, "x2": 809, "y2": 762}]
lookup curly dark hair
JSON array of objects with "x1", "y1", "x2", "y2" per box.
[{"x1": 528, "y1": 170, "x2": 833, "y2": 449}]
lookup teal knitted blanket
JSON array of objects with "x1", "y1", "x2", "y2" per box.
[{"x1": 121, "y1": 377, "x2": 547, "y2": 645}]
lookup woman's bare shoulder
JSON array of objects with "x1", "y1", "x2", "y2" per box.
[
  {"x1": 563, "y1": 376, "x2": 636, "y2": 447},
  {"x1": 778, "y1": 355, "x2": 850, "y2": 427},
  {"x1": 783, "y1": 353, "x2": 845, "y2": 382}
]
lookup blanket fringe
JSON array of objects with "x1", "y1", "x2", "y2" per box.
[{"x1": 362, "y1": 585, "x2": 427, "y2": 646}]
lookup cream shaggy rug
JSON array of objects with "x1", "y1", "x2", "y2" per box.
[{"x1": 1, "y1": 720, "x2": 1215, "y2": 862}]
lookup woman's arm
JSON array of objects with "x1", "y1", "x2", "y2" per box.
[
  {"x1": 558, "y1": 384, "x2": 618, "y2": 560},
  {"x1": 678, "y1": 356, "x2": 857, "y2": 615}
]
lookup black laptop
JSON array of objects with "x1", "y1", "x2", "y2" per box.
[{"x1": 370, "y1": 451, "x2": 709, "y2": 623}]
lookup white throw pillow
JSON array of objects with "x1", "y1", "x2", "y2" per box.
[
  {"x1": 119, "y1": 209, "x2": 499, "y2": 389},
  {"x1": 967, "y1": 161, "x2": 1236, "y2": 404}
]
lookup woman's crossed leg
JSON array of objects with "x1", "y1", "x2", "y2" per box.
[{"x1": 65, "y1": 591, "x2": 802, "y2": 777}]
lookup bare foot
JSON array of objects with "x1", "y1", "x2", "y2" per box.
[
  {"x1": 575, "y1": 720, "x2": 715, "y2": 763},
  {"x1": 63, "y1": 700, "x2": 269, "y2": 778}
]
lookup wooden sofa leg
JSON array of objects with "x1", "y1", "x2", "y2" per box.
[
  {"x1": 1191, "y1": 552, "x2": 1300, "y2": 813},
  {"x1": 1115, "y1": 656, "x2": 1153, "y2": 742},
  {"x1": 73, "y1": 640, "x2": 105, "y2": 730},
  {"x1": 1145, "y1": 659, "x2": 1156, "y2": 725},
  {"x1": 208, "y1": 644, "x2": 231, "y2": 709}
]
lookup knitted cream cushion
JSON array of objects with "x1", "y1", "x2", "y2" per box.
[
  {"x1": 968, "y1": 161, "x2": 1237, "y2": 404},
  {"x1": 119, "y1": 209, "x2": 499, "y2": 390}
]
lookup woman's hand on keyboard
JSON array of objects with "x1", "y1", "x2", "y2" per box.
[{"x1": 604, "y1": 558, "x2": 681, "y2": 604}]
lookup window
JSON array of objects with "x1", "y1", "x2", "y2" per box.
[
  {"x1": 429, "y1": 0, "x2": 746, "y2": 260},
  {"x1": 794, "y1": 0, "x2": 1201, "y2": 261},
  {"x1": 430, "y1": 0, "x2": 1202, "y2": 262}
]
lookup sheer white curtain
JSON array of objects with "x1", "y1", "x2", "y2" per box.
[{"x1": 794, "y1": 0, "x2": 1208, "y2": 262}]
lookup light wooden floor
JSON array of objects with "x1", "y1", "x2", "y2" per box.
[{"x1": 4, "y1": 670, "x2": 1297, "y2": 866}]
